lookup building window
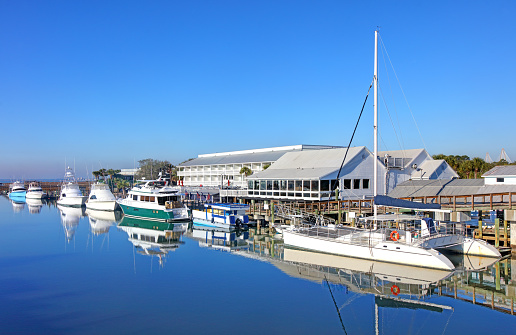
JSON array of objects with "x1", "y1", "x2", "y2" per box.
[
  {"x1": 254, "y1": 180, "x2": 259, "y2": 190},
  {"x1": 295, "y1": 181, "x2": 302, "y2": 191},
  {"x1": 273, "y1": 180, "x2": 279, "y2": 190},
  {"x1": 260, "y1": 180, "x2": 266, "y2": 190},
  {"x1": 353, "y1": 179, "x2": 360, "y2": 189},
  {"x1": 320, "y1": 180, "x2": 330, "y2": 191},
  {"x1": 311, "y1": 180, "x2": 319, "y2": 191},
  {"x1": 288, "y1": 180, "x2": 294, "y2": 191},
  {"x1": 280, "y1": 180, "x2": 287, "y2": 191},
  {"x1": 266, "y1": 180, "x2": 272, "y2": 190},
  {"x1": 303, "y1": 180, "x2": 310, "y2": 192},
  {"x1": 497, "y1": 178, "x2": 504, "y2": 183},
  {"x1": 248, "y1": 181, "x2": 253, "y2": 189},
  {"x1": 343, "y1": 179, "x2": 351, "y2": 189},
  {"x1": 363, "y1": 179, "x2": 370, "y2": 189}
]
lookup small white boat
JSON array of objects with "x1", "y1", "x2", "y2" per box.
[
  {"x1": 86, "y1": 182, "x2": 117, "y2": 211},
  {"x1": 26, "y1": 181, "x2": 46, "y2": 199},
  {"x1": 192, "y1": 203, "x2": 250, "y2": 229},
  {"x1": 8, "y1": 181, "x2": 26, "y2": 199},
  {"x1": 57, "y1": 167, "x2": 87, "y2": 207}
]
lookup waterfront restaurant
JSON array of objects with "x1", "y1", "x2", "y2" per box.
[
  {"x1": 243, "y1": 147, "x2": 458, "y2": 201},
  {"x1": 177, "y1": 145, "x2": 340, "y2": 188}
]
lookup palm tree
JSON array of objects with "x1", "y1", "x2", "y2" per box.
[{"x1": 240, "y1": 167, "x2": 252, "y2": 177}]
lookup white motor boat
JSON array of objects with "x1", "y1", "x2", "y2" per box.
[
  {"x1": 86, "y1": 182, "x2": 117, "y2": 211},
  {"x1": 8, "y1": 181, "x2": 26, "y2": 199},
  {"x1": 26, "y1": 181, "x2": 46, "y2": 199},
  {"x1": 57, "y1": 167, "x2": 87, "y2": 207}
]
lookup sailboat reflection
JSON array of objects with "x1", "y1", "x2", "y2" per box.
[
  {"x1": 118, "y1": 216, "x2": 186, "y2": 267},
  {"x1": 58, "y1": 204, "x2": 86, "y2": 242},
  {"x1": 86, "y1": 208, "x2": 122, "y2": 235},
  {"x1": 187, "y1": 224, "x2": 250, "y2": 252},
  {"x1": 26, "y1": 198, "x2": 43, "y2": 214}
]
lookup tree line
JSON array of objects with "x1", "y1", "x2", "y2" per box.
[{"x1": 432, "y1": 154, "x2": 516, "y2": 179}]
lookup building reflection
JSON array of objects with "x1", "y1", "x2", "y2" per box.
[
  {"x1": 58, "y1": 205, "x2": 86, "y2": 242},
  {"x1": 117, "y1": 217, "x2": 187, "y2": 268}
]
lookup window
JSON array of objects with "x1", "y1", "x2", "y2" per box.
[
  {"x1": 254, "y1": 180, "x2": 259, "y2": 190},
  {"x1": 353, "y1": 179, "x2": 360, "y2": 189},
  {"x1": 273, "y1": 180, "x2": 279, "y2": 190},
  {"x1": 248, "y1": 181, "x2": 253, "y2": 189},
  {"x1": 260, "y1": 180, "x2": 266, "y2": 190},
  {"x1": 303, "y1": 180, "x2": 310, "y2": 191},
  {"x1": 363, "y1": 179, "x2": 370, "y2": 189},
  {"x1": 288, "y1": 180, "x2": 294, "y2": 190},
  {"x1": 266, "y1": 180, "x2": 272, "y2": 190},
  {"x1": 343, "y1": 179, "x2": 351, "y2": 189},
  {"x1": 280, "y1": 180, "x2": 287, "y2": 191},
  {"x1": 497, "y1": 178, "x2": 505, "y2": 183},
  {"x1": 295, "y1": 180, "x2": 302, "y2": 191},
  {"x1": 320, "y1": 180, "x2": 330, "y2": 191},
  {"x1": 311, "y1": 180, "x2": 319, "y2": 191}
]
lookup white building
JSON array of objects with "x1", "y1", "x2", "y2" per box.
[
  {"x1": 482, "y1": 165, "x2": 516, "y2": 185},
  {"x1": 177, "y1": 145, "x2": 340, "y2": 188},
  {"x1": 244, "y1": 147, "x2": 458, "y2": 201}
]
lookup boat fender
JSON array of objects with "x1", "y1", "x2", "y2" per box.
[
  {"x1": 390, "y1": 230, "x2": 400, "y2": 241},
  {"x1": 391, "y1": 285, "x2": 400, "y2": 296}
]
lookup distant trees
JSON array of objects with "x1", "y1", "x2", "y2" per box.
[
  {"x1": 135, "y1": 159, "x2": 174, "y2": 180},
  {"x1": 432, "y1": 154, "x2": 515, "y2": 179}
]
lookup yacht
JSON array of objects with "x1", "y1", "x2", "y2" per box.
[
  {"x1": 56, "y1": 167, "x2": 87, "y2": 207},
  {"x1": 86, "y1": 181, "x2": 117, "y2": 211},
  {"x1": 26, "y1": 181, "x2": 46, "y2": 199},
  {"x1": 8, "y1": 181, "x2": 26, "y2": 199},
  {"x1": 118, "y1": 171, "x2": 190, "y2": 223}
]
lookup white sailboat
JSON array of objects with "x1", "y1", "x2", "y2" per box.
[{"x1": 282, "y1": 30, "x2": 456, "y2": 271}]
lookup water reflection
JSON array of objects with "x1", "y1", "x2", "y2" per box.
[
  {"x1": 86, "y1": 209, "x2": 122, "y2": 235},
  {"x1": 187, "y1": 224, "x2": 250, "y2": 252},
  {"x1": 57, "y1": 204, "x2": 86, "y2": 242},
  {"x1": 118, "y1": 217, "x2": 187, "y2": 267},
  {"x1": 26, "y1": 198, "x2": 43, "y2": 214},
  {"x1": 10, "y1": 198, "x2": 25, "y2": 213}
]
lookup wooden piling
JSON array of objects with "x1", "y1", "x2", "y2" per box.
[{"x1": 495, "y1": 218, "x2": 500, "y2": 248}]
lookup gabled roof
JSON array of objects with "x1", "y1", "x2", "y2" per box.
[
  {"x1": 248, "y1": 147, "x2": 368, "y2": 180},
  {"x1": 482, "y1": 165, "x2": 516, "y2": 177},
  {"x1": 411, "y1": 159, "x2": 458, "y2": 179}
]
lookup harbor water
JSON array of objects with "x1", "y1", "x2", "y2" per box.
[{"x1": 0, "y1": 196, "x2": 515, "y2": 334}]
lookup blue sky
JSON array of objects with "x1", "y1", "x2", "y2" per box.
[{"x1": 1, "y1": 1, "x2": 515, "y2": 179}]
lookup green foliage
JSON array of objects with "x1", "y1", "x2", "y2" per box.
[
  {"x1": 239, "y1": 167, "x2": 252, "y2": 177},
  {"x1": 135, "y1": 159, "x2": 174, "y2": 180},
  {"x1": 432, "y1": 154, "x2": 515, "y2": 179},
  {"x1": 262, "y1": 163, "x2": 271, "y2": 170}
]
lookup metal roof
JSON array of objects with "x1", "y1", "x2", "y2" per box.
[
  {"x1": 248, "y1": 147, "x2": 367, "y2": 180},
  {"x1": 388, "y1": 178, "x2": 516, "y2": 198},
  {"x1": 482, "y1": 165, "x2": 516, "y2": 177},
  {"x1": 179, "y1": 150, "x2": 297, "y2": 167}
]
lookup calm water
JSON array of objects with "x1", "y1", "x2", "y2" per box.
[{"x1": 1, "y1": 196, "x2": 515, "y2": 334}]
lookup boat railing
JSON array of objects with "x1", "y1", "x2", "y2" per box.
[{"x1": 275, "y1": 204, "x2": 335, "y2": 227}]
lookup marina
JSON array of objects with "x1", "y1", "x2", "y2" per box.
[{"x1": 1, "y1": 195, "x2": 516, "y2": 333}]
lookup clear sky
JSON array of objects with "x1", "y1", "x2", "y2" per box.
[{"x1": 1, "y1": 1, "x2": 515, "y2": 179}]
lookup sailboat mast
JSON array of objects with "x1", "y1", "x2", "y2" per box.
[{"x1": 374, "y1": 29, "x2": 379, "y2": 218}]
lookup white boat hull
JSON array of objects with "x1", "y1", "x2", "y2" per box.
[
  {"x1": 283, "y1": 229, "x2": 455, "y2": 271},
  {"x1": 419, "y1": 234, "x2": 501, "y2": 258},
  {"x1": 86, "y1": 200, "x2": 117, "y2": 211},
  {"x1": 57, "y1": 196, "x2": 87, "y2": 207},
  {"x1": 26, "y1": 191, "x2": 45, "y2": 199}
]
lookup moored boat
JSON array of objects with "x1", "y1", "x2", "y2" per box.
[
  {"x1": 118, "y1": 174, "x2": 190, "y2": 223},
  {"x1": 191, "y1": 203, "x2": 250, "y2": 229},
  {"x1": 26, "y1": 181, "x2": 46, "y2": 199},
  {"x1": 57, "y1": 167, "x2": 87, "y2": 207},
  {"x1": 8, "y1": 181, "x2": 26, "y2": 199},
  {"x1": 86, "y1": 182, "x2": 117, "y2": 211}
]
